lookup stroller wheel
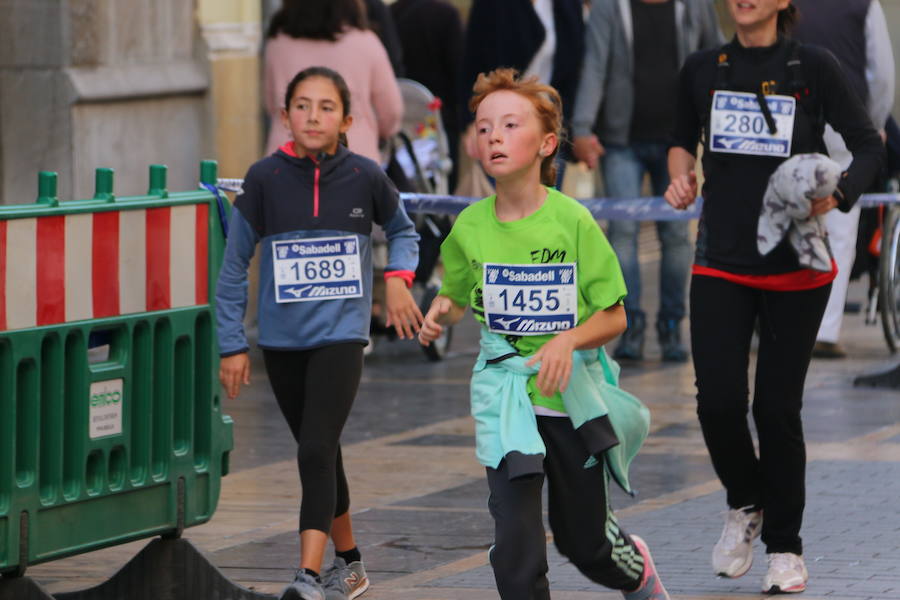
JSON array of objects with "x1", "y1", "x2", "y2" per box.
[{"x1": 419, "y1": 284, "x2": 453, "y2": 361}]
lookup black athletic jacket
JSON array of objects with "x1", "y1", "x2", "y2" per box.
[{"x1": 672, "y1": 36, "x2": 883, "y2": 274}]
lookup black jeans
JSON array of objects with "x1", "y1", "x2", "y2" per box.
[
  {"x1": 263, "y1": 343, "x2": 364, "y2": 533},
  {"x1": 486, "y1": 417, "x2": 643, "y2": 599},
  {"x1": 690, "y1": 275, "x2": 830, "y2": 555}
]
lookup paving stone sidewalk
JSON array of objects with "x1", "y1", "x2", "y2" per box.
[{"x1": 21, "y1": 262, "x2": 900, "y2": 600}]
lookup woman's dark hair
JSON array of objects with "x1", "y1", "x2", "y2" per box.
[
  {"x1": 777, "y1": 4, "x2": 798, "y2": 35},
  {"x1": 283, "y1": 67, "x2": 353, "y2": 147},
  {"x1": 267, "y1": 0, "x2": 368, "y2": 40}
]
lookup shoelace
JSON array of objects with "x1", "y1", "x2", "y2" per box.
[
  {"x1": 719, "y1": 509, "x2": 755, "y2": 549},
  {"x1": 768, "y1": 553, "x2": 801, "y2": 574},
  {"x1": 321, "y1": 565, "x2": 342, "y2": 589}
]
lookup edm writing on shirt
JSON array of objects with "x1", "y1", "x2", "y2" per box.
[{"x1": 530, "y1": 247, "x2": 568, "y2": 263}]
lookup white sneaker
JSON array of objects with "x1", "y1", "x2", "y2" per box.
[
  {"x1": 712, "y1": 507, "x2": 763, "y2": 577},
  {"x1": 763, "y1": 552, "x2": 808, "y2": 594}
]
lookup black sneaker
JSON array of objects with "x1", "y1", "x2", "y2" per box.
[
  {"x1": 614, "y1": 312, "x2": 646, "y2": 361},
  {"x1": 656, "y1": 319, "x2": 688, "y2": 363},
  {"x1": 811, "y1": 341, "x2": 846, "y2": 359}
]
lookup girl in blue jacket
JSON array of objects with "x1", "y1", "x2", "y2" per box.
[{"x1": 216, "y1": 66, "x2": 423, "y2": 600}]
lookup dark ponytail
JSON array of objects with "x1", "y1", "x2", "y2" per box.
[{"x1": 777, "y1": 4, "x2": 798, "y2": 35}]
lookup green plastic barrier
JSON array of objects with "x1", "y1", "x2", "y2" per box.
[{"x1": 0, "y1": 162, "x2": 233, "y2": 576}]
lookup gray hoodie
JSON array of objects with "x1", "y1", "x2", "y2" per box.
[{"x1": 572, "y1": 0, "x2": 723, "y2": 146}]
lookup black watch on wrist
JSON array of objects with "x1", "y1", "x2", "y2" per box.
[{"x1": 833, "y1": 185, "x2": 848, "y2": 211}]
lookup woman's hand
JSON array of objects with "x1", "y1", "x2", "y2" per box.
[
  {"x1": 385, "y1": 276, "x2": 424, "y2": 339},
  {"x1": 664, "y1": 172, "x2": 697, "y2": 210},
  {"x1": 809, "y1": 194, "x2": 839, "y2": 217},
  {"x1": 526, "y1": 331, "x2": 577, "y2": 397},
  {"x1": 419, "y1": 295, "x2": 454, "y2": 346},
  {"x1": 220, "y1": 353, "x2": 250, "y2": 400},
  {"x1": 572, "y1": 135, "x2": 605, "y2": 170}
]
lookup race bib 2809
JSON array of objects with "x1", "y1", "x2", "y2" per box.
[
  {"x1": 483, "y1": 263, "x2": 578, "y2": 336},
  {"x1": 272, "y1": 235, "x2": 363, "y2": 303},
  {"x1": 710, "y1": 91, "x2": 796, "y2": 158}
]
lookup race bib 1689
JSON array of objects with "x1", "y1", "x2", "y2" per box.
[
  {"x1": 483, "y1": 263, "x2": 578, "y2": 336},
  {"x1": 272, "y1": 235, "x2": 363, "y2": 303}
]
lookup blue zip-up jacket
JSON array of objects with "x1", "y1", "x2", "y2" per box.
[
  {"x1": 216, "y1": 144, "x2": 419, "y2": 355},
  {"x1": 471, "y1": 329, "x2": 650, "y2": 494}
]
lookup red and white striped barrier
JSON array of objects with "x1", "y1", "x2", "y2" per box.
[{"x1": 0, "y1": 204, "x2": 209, "y2": 332}]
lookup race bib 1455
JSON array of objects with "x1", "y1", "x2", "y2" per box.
[{"x1": 483, "y1": 263, "x2": 578, "y2": 336}]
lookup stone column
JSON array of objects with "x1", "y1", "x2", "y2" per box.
[
  {"x1": 0, "y1": 0, "x2": 211, "y2": 204},
  {"x1": 197, "y1": 0, "x2": 263, "y2": 180},
  {"x1": 197, "y1": 0, "x2": 262, "y2": 336}
]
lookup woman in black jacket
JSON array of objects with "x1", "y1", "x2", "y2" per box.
[{"x1": 665, "y1": 0, "x2": 883, "y2": 594}]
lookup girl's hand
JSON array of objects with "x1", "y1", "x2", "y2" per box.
[
  {"x1": 220, "y1": 353, "x2": 250, "y2": 400},
  {"x1": 419, "y1": 295, "x2": 453, "y2": 346},
  {"x1": 809, "y1": 194, "x2": 839, "y2": 217},
  {"x1": 385, "y1": 277, "x2": 424, "y2": 339},
  {"x1": 664, "y1": 173, "x2": 697, "y2": 210},
  {"x1": 526, "y1": 331, "x2": 576, "y2": 397}
]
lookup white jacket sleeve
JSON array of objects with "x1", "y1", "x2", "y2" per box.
[{"x1": 865, "y1": 0, "x2": 895, "y2": 129}]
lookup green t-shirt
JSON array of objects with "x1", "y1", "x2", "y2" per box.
[{"x1": 439, "y1": 188, "x2": 627, "y2": 412}]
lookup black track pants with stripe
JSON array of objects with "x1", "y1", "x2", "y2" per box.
[{"x1": 486, "y1": 416, "x2": 644, "y2": 599}]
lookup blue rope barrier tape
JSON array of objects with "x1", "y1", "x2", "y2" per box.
[
  {"x1": 858, "y1": 193, "x2": 900, "y2": 207},
  {"x1": 397, "y1": 192, "x2": 705, "y2": 220},
  {"x1": 201, "y1": 182, "x2": 230, "y2": 238},
  {"x1": 216, "y1": 179, "x2": 897, "y2": 218}
]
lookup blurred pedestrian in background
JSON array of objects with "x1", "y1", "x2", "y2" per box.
[
  {"x1": 391, "y1": 0, "x2": 465, "y2": 189},
  {"x1": 459, "y1": 0, "x2": 585, "y2": 169},
  {"x1": 572, "y1": 0, "x2": 722, "y2": 362},
  {"x1": 791, "y1": 0, "x2": 895, "y2": 359},
  {"x1": 263, "y1": 0, "x2": 403, "y2": 162},
  {"x1": 362, "y1": 0, "x2": 406, "y2": 77}
]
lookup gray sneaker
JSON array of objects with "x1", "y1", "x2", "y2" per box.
[
  {"x1": 322, "y1": 557, "x2": 370, "y2": 600},
  {"x1": 281, "y1": 570, "x2": 325, "y2": 600}
]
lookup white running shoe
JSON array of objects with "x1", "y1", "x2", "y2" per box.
[
  {"x1": 763, "y1": 552, "x2": 809, "y2": 594},
  {"x1": 763, "y1": 552, "x2": 808, "y2": 594},
  {"x1": 712, "y1": 507, "x2": 763, "y2": 577}
]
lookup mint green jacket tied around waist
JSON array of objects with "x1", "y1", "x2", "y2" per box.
[{"x1": 470, "y1": 329, "x2": 650, "y2": 494}]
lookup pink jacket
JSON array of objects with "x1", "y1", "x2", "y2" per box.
[{"x1": 264, "y1": 28, "x2": 403, "y2": 163}]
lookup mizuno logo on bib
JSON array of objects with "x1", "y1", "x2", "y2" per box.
[
  {"x1": 710, "y1": 91, "x2": 795, "y2": 158},
  {"x1": 272, "y1": 235, "x2": 363, "y2": 303},
  {"x1": 483, "y1": 263, "x2": 578, "y2": 336}
]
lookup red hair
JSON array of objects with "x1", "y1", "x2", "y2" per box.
[{"x1": 469, "y1": 68, "x2": 563, "y2": 186}]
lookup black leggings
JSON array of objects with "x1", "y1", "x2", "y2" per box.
[
  {"x1": 486, "y1": 417, "x2": 644, "y2": 599},
  {"x1": 690, "y1": 275, "x2": 830, "y2": 555},
  {"x1": 263, "y1": 343, "x2": 364, "y2": 534}
]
